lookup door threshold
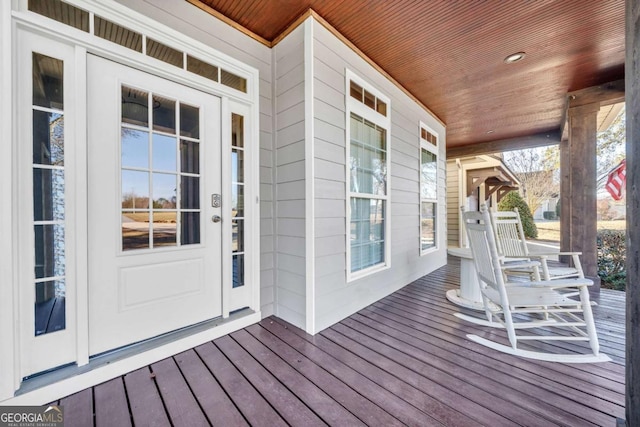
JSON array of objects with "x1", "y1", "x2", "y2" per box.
[{"x1": 8, "y1": 308, "x2": 259, "y2": 404}]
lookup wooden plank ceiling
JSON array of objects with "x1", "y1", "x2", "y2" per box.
[{"x1": 192, "y1": 0, "x2": 625, "y2": 150}]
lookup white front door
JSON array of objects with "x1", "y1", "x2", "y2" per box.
[{"x1": 87, "y1": 56, "x2": 222, "y2": 355}]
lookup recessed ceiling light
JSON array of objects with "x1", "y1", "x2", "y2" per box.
[{"x1": 504, "y1": 52, "x2": 526, "y2": 64}]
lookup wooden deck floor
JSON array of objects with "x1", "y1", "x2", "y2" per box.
[{"x1": 53, "y1": 259, "x2": 625, "y2": 426}]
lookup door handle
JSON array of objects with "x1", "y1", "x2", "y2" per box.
[{"x1": 212, "y1": 215, "x2": 222, "y2": 223}]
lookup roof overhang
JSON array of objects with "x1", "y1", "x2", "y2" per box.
[{"x1": 466, "y1": 166, "x2": 519, "y2": 199}]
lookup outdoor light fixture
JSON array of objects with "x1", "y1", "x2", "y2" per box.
[{"x1": 504, "y1": 52, "x2": 526, "y2": 64}]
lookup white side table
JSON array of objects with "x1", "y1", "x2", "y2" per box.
[{"x1": 446, "y1": 247, "x2": 484, "y2": 310}]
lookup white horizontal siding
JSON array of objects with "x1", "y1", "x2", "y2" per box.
[
  {"x1": 315, "y1": 139, "x2": 344, "y2": 164},
  {"x1": 315, "y1": 179, "x2": 345, "y2": 200},
  {"x1": 277, "y1": 218, "x2": 306, "y2": 237},
  {"x1": 311, "y1": 19, "x2": 447, "y2": 333},
  {"x1": 274, "y1": 25, "x2": 306, "y2": 329},
  {"x1": 315, "y1": 217, "x2": 345, "y2": 237}
]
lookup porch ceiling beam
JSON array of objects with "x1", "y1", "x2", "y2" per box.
[
  {"x1": 560, "y1": 79, "x2": 625, "y2": 141},
  {"x1": 446, "y1": 130, "x2": 561, "y2": 159}
]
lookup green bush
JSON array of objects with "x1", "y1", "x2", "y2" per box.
[
  {"x1": 555, "y1": 200, "x2": 561, "y2": 218},
  {"x1": 597, "y1": 229, "x2": 626, "y2": 291},
  {"x1": 498, "y1": 191, "x2": 538, "y2": 238},
  {"x1": 543, "y1": 211, "x2": 556, "y2": 220}
]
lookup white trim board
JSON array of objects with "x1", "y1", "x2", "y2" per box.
[
  {"x1": 304, "y1": 18, "x2": 316, "y2": 334},
  {"x1": 0, "y1": 0, "x2": 17, "y2": 399}
]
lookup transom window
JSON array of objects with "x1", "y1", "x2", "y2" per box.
[
  {"x1": 350, "y1": 80, "x2": 387, "y2": 116},
  {"x1": 27, "y1": 0, "x2": 248, "y2": 92},
  {"x1": 420, "y1": 124, "x2": 439, "y2": 253},
  {"x1": 347, "y1": 72, "x2": 391, "y2": 278}
]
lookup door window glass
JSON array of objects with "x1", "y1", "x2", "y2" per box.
[{"x1": 121, "y1": 86, "x2": 200, "y2": 250}]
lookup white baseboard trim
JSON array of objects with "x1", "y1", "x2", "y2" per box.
[{"x1": 1, "y1": 311, "x2": 261, "y2": 406}]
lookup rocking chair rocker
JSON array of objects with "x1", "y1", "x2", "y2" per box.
[{"x1": 456, "y1": 205, "x2": 610, "y2": 363}]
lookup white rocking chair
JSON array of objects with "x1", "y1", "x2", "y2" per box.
[
  {"x1": 456, "y1": 205, "x2": 610, "y2": 363},
  {"x1": 491, "y1": 208, "x2": 584, "y2": 281}
]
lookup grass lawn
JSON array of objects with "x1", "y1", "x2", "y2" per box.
[
  {"x1": 123, "y1": 212, "x2": 177, "y2": 222},
  {"x1": 535, "y1": 220, "x2": 626, "y2": 242}
]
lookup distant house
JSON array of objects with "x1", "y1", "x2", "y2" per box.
[
  {"x1": 533, "y1": 197, "x2": 559, "y2": 220},
  {"x1": 446, "y1": 155, "x2": 519, "y2": 247}
]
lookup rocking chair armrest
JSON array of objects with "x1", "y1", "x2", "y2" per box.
[
  {"x1": 508, "y1": 277, "x2": 593, "y2": 289},
  {"x1": 530, "y1": 251, "x2": 583, "y2": 257}
]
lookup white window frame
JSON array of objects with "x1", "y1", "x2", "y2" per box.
[
  {"x1": 419, "y1": 122, "x2": 439, "y2": 255},
  {"x1": 345, "y1": 70, "x2": 391, "y2": 282}
]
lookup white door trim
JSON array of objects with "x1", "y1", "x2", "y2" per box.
[{"x1": 0, "y1": 0, "x2": 17, "y2": 398}]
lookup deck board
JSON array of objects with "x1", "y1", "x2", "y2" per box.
[
  {"x1": 57, "y1": 259, "x2": 625, "y2": 426},
  {"x1": 151, "y1": 357, "x2": 209, "y2": 426},
  {"x1": 93, "y1": 378, "x2": 131, "y2": 427},
  {"x1": 58, "y1": 388, "x2": 93, "y2": 427},
  {"x1": 262, "y1": 318, "x2": 440, "y2": 427},
  {"x1": 355, "y1": 309, "x2": 625, "y2": 419},
  {"x1": 382, "y1": 293, "x2": 626, "y2": 396},
  {"x1": 245, "y1": 322, "x2": 404, "y2": 426},
  {"x1": 321, "y1": 323, "x2": 518, "y2": 426},
  {"x1": 231, "y1": 329, "x2": 365, "y2": 426},
  {"x1": 215, "y1": 334, "x2": 327, "y2": 427},
  {"x1": 195, "y1": 341, "x2": 287, "y2": 427},
  {"x1": 174, "y1": 349, "x2": 248, "y2": 427},
  {"x1": 336, "y1": 318, "x2": 609, "y2": 426},
  {"x1": 123, "y1": 367, "x2": 170, "y2": 427}
]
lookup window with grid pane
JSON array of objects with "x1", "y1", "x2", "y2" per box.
[
  {"x1": 420, "y1": 125, "x2": 438, "y2": 253},
  {"x1": 349, "y1": 113, "x2": 388, "y2": 273}
]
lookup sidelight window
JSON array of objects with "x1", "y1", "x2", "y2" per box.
[{"x1": 32, "y1": 53, "x2": 67, "y2": 336}]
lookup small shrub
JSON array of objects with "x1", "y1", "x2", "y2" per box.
[
  {"x1": 555, "y1": 200, "x2": 561, "y2": 218},
  {"x1": 597, "y1": 229, "x2": 626, "y2": 291},
  {"x1": 543, "y1": 211, "x2": 556, "y2": 220},
  {"x1": 498, "y1": 191, "x2": 538, "y2": 238}
]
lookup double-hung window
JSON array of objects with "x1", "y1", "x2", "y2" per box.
[
  {"x1": 346, "y1": 71, "x2": 391, "y2": 278},
  {"x1": 420, "y1": 123, "x2": 439, "y2": 253}
]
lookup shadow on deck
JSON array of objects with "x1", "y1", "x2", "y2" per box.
[{"x1": 53, "y1": 258, "x2": 625, "y2": 426}]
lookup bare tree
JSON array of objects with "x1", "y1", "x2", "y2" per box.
[
  {"x1": 596, "y1": 108, "x2": 626, "y2": 185},
  {"x1": 501, "y1": 109, "x2": 624, "y2": 216},
  {"x1": 502, "y1": 147, "x2": 559, "y2": 216}
]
